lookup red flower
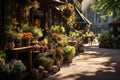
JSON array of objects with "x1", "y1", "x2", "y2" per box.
[{"x1": 22, "y1": 32, "x2": 33, "y2": 39}]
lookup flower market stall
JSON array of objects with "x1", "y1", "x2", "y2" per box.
[{"x1": 0, "y1": 0, "x2": 85, "y2": 79}]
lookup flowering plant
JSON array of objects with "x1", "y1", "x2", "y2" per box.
[
  {"x1": 39, "y1": 45, "x2": 48, "y2": 52},
  {"x1": 56, "y1": 47, "x2": 64, "y2": 54},
  {"x1": 22, "y1": 32, "x2": 33, "y2": 39},
  {"x1": 56, "y1": 47, "x2": 64, "y2": 59},
  {"x1": 40, "y1": 46, "x2": 48, "y2": 50}
]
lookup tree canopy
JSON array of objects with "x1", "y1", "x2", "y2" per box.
[{"x1": 91, "y1": 0, "x2": 120, "y2": 19}]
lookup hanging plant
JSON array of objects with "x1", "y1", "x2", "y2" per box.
[
  {"x1": 61, "y1": 3, "x2": 76, "y2": 27},
  {"x1": 62, "y1": 8, "x2": 72, "y2": 18},
  {"x1": 21, "y1": 0, "x2": 40, "y2": 21}
]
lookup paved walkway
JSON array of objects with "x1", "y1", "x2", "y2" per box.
[{"x1": 44, "y1": 44, "x2": 120, "y2": 80}]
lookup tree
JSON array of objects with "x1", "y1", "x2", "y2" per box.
[{"x1": 91, "y1": 0, "x2": 120, "y2": 19}]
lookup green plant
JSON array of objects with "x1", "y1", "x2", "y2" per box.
[
  {"x1": 0, "y1": 58, "x2": 6, "y2": 72},
  {"x1": 63, "y1": 46, "x2": 76, "y2": 57},
  {"x1": 57, "y1": 40, "x2": 67, "y2": 47},
  {"x1": 22, "y1": 24, "x2": 43, "y2": 38},
  {"x1": 78, "y1": 42, "x2": 83, "y2": 47},
  {"x1": 56, "y1": 47, "x2": 64, "y2": 59},
  {"x1": 14, "y1": 33, "x2": 23, "y2": 40},
  {"x1": 31, "y1": 26, "x2": 43, "y2": 38},
  {"x1": 61, "y1": 3, "x2": 76, "y2": 26},
  {"x1": 6, "y1": 59, "x2": 26, "y2": 73},
  {"x1": 35, "y1": 56, "x2": 54, "y2": 68},
  {"x1": 50, "y1": 25, "x2": 65, "y2": 34},
  {"x1": 0, "y1": 59, "x2": 26, "y2": 74},
  {"x1": 4, "y1": 18, "x2": 16, "y2": 42},
  {"x1": 0, "y1": 50, "x2": 6, "y2": 59},
  {"x1": 6, "y1": 31, "x2": 15, "y2": 42}
]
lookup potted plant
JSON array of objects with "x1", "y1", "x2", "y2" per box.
[
  {"x1": 5, "y1": 31, "x2": 15, "y2": 49},
  {"x1": 14, "y1": 33, "x2": 23, "y2": 47},
  {"x1": 34, "y1": 56, "x2": 54, "y2": 72},
  {"x1": 0, "y1": 58, "x2": 6, "y2": 80},
  {"x1": 77, "y1": 42, "x2": 84, "y2": 53},
  {"x1": 22, "y1": 24, "x2": 43, "y2": 40},
  {"x1": 5, "y1": 59, "x2": 26, "y2": 80},
  {"x1": 22, "y1": 32, "x2": 33, "y2": 46},
  {"x1": 56, "y1": 46, "x2": 64, "y2": 65},
  {"x1": 63, "y1": 45, "x2": 76, "y2": 63},
  {"x1": 50, "y1": 25, "x2": 65, "y2": 34}
]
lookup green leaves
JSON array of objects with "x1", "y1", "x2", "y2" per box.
[{"x1": 91, "y1": 0, "x2": 120, "y2": 18}]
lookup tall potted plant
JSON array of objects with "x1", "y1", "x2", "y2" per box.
[
  {"x1": 34, "y1": 56, "x2": 54, "y2": 72},
  {"x1": 56, "y1": 46, "x2": 64, "y2": 65},
  {"x1": 63, "y1": 46, "x2": 76, "y2": 63},
  {"x1": 14, "y1": 33, "x2": 23, "y2": 47},
  {"x1": 22, "y1": 32, "x2": 33, "y2": 46},
  {"x1": 6, "y1": 31, "x2": 15, "y2": 49}
]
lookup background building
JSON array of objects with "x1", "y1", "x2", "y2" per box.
[{"x1": 82, "y1": 0, "x2": 115, "y2": 34}]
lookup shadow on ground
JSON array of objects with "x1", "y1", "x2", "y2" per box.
[{"x1": 44, "y1": 46, "x2": 120, "y2": 80}]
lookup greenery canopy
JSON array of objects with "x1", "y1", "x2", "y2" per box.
[{"x1": 91, "y1": 0, "x2": 120, "y2": 19}]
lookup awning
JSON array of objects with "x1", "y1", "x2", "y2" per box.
[{"x1": 74, "y1": 5, "x2": 93, "y2": 25}]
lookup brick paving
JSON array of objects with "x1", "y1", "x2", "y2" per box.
[{"x1": 44, "y1": 44, "x2": 120, "y2": 80}]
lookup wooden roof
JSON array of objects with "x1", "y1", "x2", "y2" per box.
[{"x1": 40, "y1": 0, "x2": 65, "y2": 6}]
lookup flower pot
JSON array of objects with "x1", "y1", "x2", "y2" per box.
[
  {"x1": 14, "y1": 39, "x2": 22, "y2": 48},
  {"x1": 22, "y1": 39, "x2": 31, "y2": 46},
  {"x1": 7, "y1": 41, "x2": 15, "y2": 49},
  {"x1": 64, "y1": 55, "x2": 73, "y2": 63}
]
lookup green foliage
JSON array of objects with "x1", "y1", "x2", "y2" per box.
[
  {"x1": 61, "y1": 3, "x2": 76, "y2": 26},
  {"x1": 0, "y1": 59, "x2": 26, "y2": 73},
  {"x1": 50, "y1": 25, "x2": 65, "y2": 34},
  {"x1": 3, "y1": 18, "x2": 17, "y2": 42},
  {"x1": 78, "y1": 42, "x2": 83, "y2": 47},
  {"x1": 35, "y1": 56, "x2": 54, "y2": 68},
  {"x1": 22, "y1": 23, "x2": 43, "y2": 38},
  {"x1": 57, "y1": 40, "x2": 67, "y2": 47},
  {"x1": 69, "y1": 31, "x2": 77, "y2": 38},
  {"x1": 56, "y1": 47, "x2": 64, "y2": 59},
  {"x1": 98, "y1": 31, "x2": 117, "y2": 43},
  {"x1": 98, "y1": 31, "x2": 109, "y2": 42},
  {"x1": 91, "y1": 0, "x2": 120, "y2": 18},
  {"x1": 0, "y1": 58, "x2": 6, "y2": 72},
  {"x1": 14, "y1": 33, "x2": 23, "y2": 40},
  {"x1": 6, "y1": 59, "x2": 26, "y2": 73},
  {"x1": 0, "y1": 50, "x2": 6, "y2": 59},
  {"x1": 63, "y1": 46, "x2": 76, "y2": 56},
  {"x1": 5, "y1": 29, "x2": 15, "y2": 42}
]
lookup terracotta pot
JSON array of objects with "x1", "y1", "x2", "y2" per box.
[
  {"x1": 22, "y1": 39, "x2": 31, "y2": 46},
  {"x1": 64, "y1": 55, "x2": 73, "y2": 63},
  {"x1": 7, "y1": 41, "x2": 15, "y2": 49}
]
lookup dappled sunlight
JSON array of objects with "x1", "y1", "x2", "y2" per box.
[
  {"x1": 46, "y1": 46, "x2": 120, "y2": 80},
  {"x1": 54, "y1": 52, "x2": 115, "y2": 79},
  {"x1": 84, "y1": 51, "x2": 99, "y2": 54}
]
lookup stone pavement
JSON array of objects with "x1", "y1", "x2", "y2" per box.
[{"x1": 44, "y1": 44, "x2": 120, "y2": 80}]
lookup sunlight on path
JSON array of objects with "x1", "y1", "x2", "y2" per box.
[{"x1": 45, "y1": 45, "x2": 120, "y2": 80}]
